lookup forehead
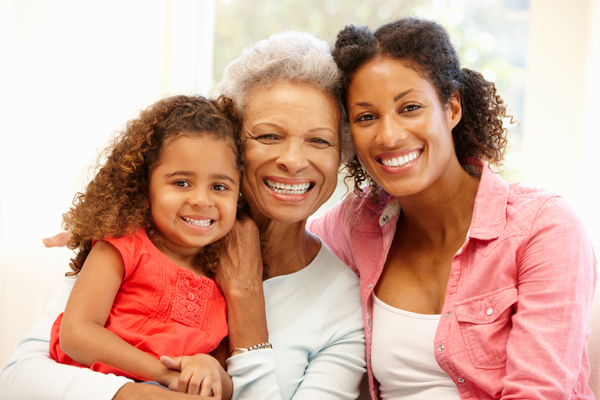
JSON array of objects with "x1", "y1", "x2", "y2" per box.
[
  {"x1": 157, "y1": 135, "x2": 238, "y2": 170},
  {"x1": 160, "y1": 131, "x2": 236, "y2": 157},
  {"x1": 349, "y1": 56, "x2": 435, "y2": 95},
  {"x1": 243, "y1": 82, "x2": 340, "y2": 128}
]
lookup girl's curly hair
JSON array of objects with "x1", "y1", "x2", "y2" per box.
[
  {"x1": 63, "y1": 95, "x2": 243, "y2": 277},
  {"x1": 332, "y1": 18, "x2": 513, "y2": 200}
]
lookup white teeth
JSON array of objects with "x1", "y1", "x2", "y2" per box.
[
  {"x1": 182, "y1": 217, "x2": 212, "y2": 227},
  {"x1": 265, "y1": 179, "x2": 311, "y2": 195},
  {"x1": 381, "y1": 150, "x2": 422, "y2": 168}
]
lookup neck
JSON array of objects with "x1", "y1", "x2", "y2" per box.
[
  {"x1": 395, "y1": 161, "x2": 480, "y2": 247},
  {"x1": 249, "y1": 210, "x2": 320, "y2": 279}
]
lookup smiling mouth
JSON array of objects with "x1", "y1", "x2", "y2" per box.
[
  {"x1": 379, "y1": 150, "x2": 422, "y2": 167},
  {"x1": 264, "y1": 179, "x2": 314, "y2": 195},
  {"x1": 181, "y1": 217, "x2": 213, "y2": 227}
]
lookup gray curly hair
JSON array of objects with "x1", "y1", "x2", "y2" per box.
[{"x1": 215, "y1": 31, "x2": 354, "y2": 163}]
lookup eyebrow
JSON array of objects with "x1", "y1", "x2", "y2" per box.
[
  {"x1": 251, "y1": 123, "x2": 335, "y2": 135},
  {"x1": 251, "y1": 122, "x2": 283, "y2": 131},
  {"x1": 351, "y1": 89, "x2": 415, "y2": 109},
  {"x1": 308, "y1": 127, "x2": 336, "y2": 135},
  {"x1": 394, "y1": 89, "x2": 414, "y2": 102},
  {"x1": 165, "y1": 171, "x2": 238, "y2": 184}
]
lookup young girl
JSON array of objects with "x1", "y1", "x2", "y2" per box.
[{"x1": 49, "y1": 95, "x2": 243, "y2": 399}]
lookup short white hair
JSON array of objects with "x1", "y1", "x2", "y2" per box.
[{"x1": 215, "y1": 31, "x2": 354, "y2": 163}]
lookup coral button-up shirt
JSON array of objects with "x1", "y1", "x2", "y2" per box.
[{"x1": 308, "y1": 158, "x2": 597, "y2": 399}]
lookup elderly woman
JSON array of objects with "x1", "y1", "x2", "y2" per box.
[{"x1": 0, "y1": 32, "x2": 365, "y2": 400}]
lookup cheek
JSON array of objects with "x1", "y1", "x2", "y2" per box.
[
  {"x1": 222, "y1": 201, "x2": 238, "y2": 225},
  {"x1": 316, "y1": 152, "x2": 340, "y2": 192},
  {"x1": 350, "y1": 130, "x2": 371, "y2": 160},
  {"x1": 241, "y1": 177, "x2": 259, "y2": 201}
]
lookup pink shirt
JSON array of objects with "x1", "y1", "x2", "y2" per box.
[{"x1": 308, "y1": 158, "x2": 597, "y2": 399}]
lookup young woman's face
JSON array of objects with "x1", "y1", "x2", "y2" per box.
[
  {"x1": 241, "y1": 82, "x2": 340, "y2": 226},
  {"x1": 346, "y1": 56, "x2": 461, "y2": 198},
  {"x1": 149, "y1": 135, "x2": 240, "y2": 260}
]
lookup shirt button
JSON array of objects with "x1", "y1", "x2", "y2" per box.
[
  {"x1": 367, "y1": 319, "x2": 372, "y2": 326},
  {"x1": 438, "y1": 344, "x2": 445, "y2": 352},
  {"x1": 368, "y1": 283, "x2": 373, "y2": 289},
  {"x1": 445, "y1": 312, "x2": 451, "y2": 318},
  {"x1": 188, "y1": 293, "x2": 195, "y2": 301},
  {"x1": 187, "y1": 304, "x2": 194, "y2": 312},
  {"x1": 458, "y1": 377, "x2": 465, "y2": 383},
  {"x1": 486, "y1": 308, "x2": 494, "y2": 316}
]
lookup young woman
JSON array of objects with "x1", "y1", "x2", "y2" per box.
[{"x1": 309, "y1": 17, "x2": 597, "y2": 399}]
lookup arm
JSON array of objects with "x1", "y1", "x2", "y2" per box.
[
  {"x1": 59, "y1": 241, "x2": 179, "y2": 387},
  {"x1": 215, "y1": 213, "x2": 269, "y2": 352},
  {"x1": 0, "y1": 260, "x2": 217, "y2": 400},
  {"x1": 218, "y1": 214, "x2": 365, "y2": 399},
  {"x1": 503, "y1": 197, "x2": 597, "y2": 398},
  {"x1": 226, "y1": 307, "x2": 366, "y2": 400}
]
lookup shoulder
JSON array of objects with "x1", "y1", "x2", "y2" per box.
[
  {"x1": 333, "y1": 186, "x2": 392, "y2": 231},
  {"x1": 505, "y1": 181, "x2": 581, "y2": 232},
  {"x1": 319, "y1": 244, "x2": 359, "y2": 277},
  {"x1": 101, "y1": 229, "x2": 154, "y2": 277},
  {"x1": 311, "y1": 243, "x2": 361, "y2": 293}
]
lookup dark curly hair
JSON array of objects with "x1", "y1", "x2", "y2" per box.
[
  {"x1": 63, "y1": 95, "x2": 243, "y2": 277},
  {"x1": 333, "y1": 17, "x2": 512, "y2": 198}
]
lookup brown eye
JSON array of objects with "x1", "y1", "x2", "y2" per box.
[
  {"x1": 402, "y1": 104, "x2": 420, "y2": 112},
  {"x1": 356, "y1": 114, "x2": 376, "y2": 122}
]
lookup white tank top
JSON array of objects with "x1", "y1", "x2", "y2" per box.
[{"x1": 371, "y1": 294, "x2": 461, "y2": 400}]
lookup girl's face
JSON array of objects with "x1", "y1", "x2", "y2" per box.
[
  {"x1": 149, "y1": 135, "x2": 240, "y2": 261},
  {"x1": 346, "y1": 56, "x2": 462, "y2": 198},
  {"x1": 241, "y1": 82, "x2": 340, "y2": 226}
]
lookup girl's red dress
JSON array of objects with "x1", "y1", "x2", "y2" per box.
[{"x1": 49, "y1": 229, "x2": 228, "y2": 381}]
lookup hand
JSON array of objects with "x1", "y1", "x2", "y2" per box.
[
  {"x1": 215, "y1": 211, "x2": 264, "y2": 297},
  {"x1": 214, "y1": 211, "x2": 269, "y2": 351},
  {"x1": 43, "y1": 231, "x2": 72, "y2": 247},
  {"x1": 161, "y1": 354, "x2": 228, "y2": 398},
  {"x1": 113, "y1": 382, "x2": 213, "y2": 399}
]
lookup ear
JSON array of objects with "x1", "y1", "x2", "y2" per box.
[{"x1": 447, "y1": 90, "x2": 462, "y2": 129}]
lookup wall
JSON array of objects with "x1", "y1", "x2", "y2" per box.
[{"x1": 522, "y1": 0, "x2": 600, "y2": 254}]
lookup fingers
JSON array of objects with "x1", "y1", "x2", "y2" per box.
[
  {"x1": 199, "y1": 375, "x2": 213, "y2": 397},
  {"x1": 186, "y1": 370, "x2": 202, "y2": 395},
  {"x1": 179, "y1": 370, "x2": 218, "y2": 397},
  {"x1": 211, "y1": 380, "x2": 223, "y2": 400},
  {"x1": 177, "y1": 370, "x2": 190, "y2": 394},
  {"x1": 160, "y1": 355, "x2": 182, "y2": 371},
  {"x1": 42, "y1": 231, "x2": 72, "y2": 247}
]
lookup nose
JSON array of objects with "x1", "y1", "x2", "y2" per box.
[
  {"x1": 275, "y1": 138, "x2": 309, "y2": 174},
  {"x1": 190, "y1": 188, "x2": 214, "y2": 208},
  {"x1": 375, "y1": 115, "x2": 408, "y2": 147}
]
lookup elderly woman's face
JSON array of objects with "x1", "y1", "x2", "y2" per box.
[{"x1": 241, "y1": 82, "x2": 340, "y2": 225}]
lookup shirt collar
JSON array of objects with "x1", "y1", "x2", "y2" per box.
[{"x1": 464, "y1": 157, "x2": 509, "y2": 241}]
